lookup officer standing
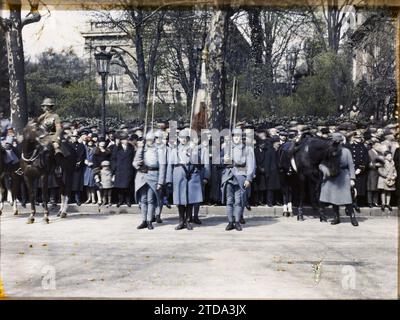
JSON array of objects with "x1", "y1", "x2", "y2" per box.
[
  {"x1": 152, "y1": 130, "x2": 168, "y2": 223},
  {"x1": 133, "y1": 132, "x2": 166, "y2": 230},
  {"x1": 221, "y1": 128, "x2": 255, "y2": 231},
  {"x1": 166, "y1": 129, "x2": 210, "y2": 230}
]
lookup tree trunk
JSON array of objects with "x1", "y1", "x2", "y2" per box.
[
  {"x1": 6, "y1": 2, "x2": 28, "y2": 133},
  {"x1": 207, "y1": 8, "x2": 230, "y2": 131}
]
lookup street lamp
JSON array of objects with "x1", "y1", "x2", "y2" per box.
[{"x1": 94, "y1": 46, "x2": 113, "y2": 137}]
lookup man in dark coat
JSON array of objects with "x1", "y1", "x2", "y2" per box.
[
  {"x1": 394, "y1": 146, "x2": 400, "y2": 209},
  {"x1": 253, "y1": 134, "x2": 269, "y2": 205},
  {"x1": 265, "y1": 135, "x2": 281, "y2": 207},
  {"x1": 345, "y1": 133, "x2": 369, "y2": 211},
  {"x1": 111, "y1": 133, "x2": 135, "y2": 207},
  {"x1": 70, "y1": 132, "x2": 86, "y2": 205}
]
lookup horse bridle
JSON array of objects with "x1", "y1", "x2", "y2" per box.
[{"x1": 21, "y1": 145, "x2": 42, "y2": 164}]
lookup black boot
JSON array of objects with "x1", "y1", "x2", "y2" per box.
[
  {"x1": 353, "y1": 203, "x2": 361, "y2": 213},
  {"x1": 186, "y1": 222, "x2": 193, "y2": 230},
  {"x1": 175, "y1": 221, "x2": 185, "y2": 230},
  {"x1": 319, "y1": 209, "x2": 327, "y2": 222},
  {"x1": 147, "y1": 221, "x2": 154, "y2": 230},
  {"x1": 225, "y1": 222, "x2": 235, "y2": 231},
  {"x1": 235, "y1": 222, "x2": 243, "y2": 231},
  {"x1": 156, "y1": 215, "x2": 163, "y2": 224},
  {"x1": 331, "y1": 207, "x2": 340, "y2": 225},
  {"x1": 239, "y1": 216, "x2": 246, "y2": 224},
  {"x1": 137, "y1": 221, "x2": 148, "y2": 229},
  {"x1": 350, "y1": 213, "x2": 358, "y2": 227},
  {"x1": 193, "y1": 216, "x2": 202, "y2": 224},
  {"x1": 176, "y1": 206, "x2": 186, "y2": 230}
]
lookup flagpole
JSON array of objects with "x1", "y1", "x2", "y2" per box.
[
  {"x1": 151, "y1": 78, "x2": 156, "y2": 131},
  {"x1": 229, "y1": 77, "x2": 236, "y2": 132},
  {"x1": 233, "y1": 79, "x2": 238, "y2": 129},
  {"x1": 189, "y1": 79, "x2": 197, "y2": 138}
]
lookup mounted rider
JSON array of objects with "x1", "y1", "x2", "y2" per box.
[{"x1": 36, "y1": 98, "x2": 70, "y2": 157}]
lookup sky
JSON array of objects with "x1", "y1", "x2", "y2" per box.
[{"x1": 3, "y1": 9, "x2": 91, "y2": 61}]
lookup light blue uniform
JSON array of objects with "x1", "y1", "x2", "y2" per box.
[
  {"x1": 221, "y1": 142, "x2": 255, "y2": 222},
  {"x1": 133, "y1": 144, "x2": 166, "y2": 222}
]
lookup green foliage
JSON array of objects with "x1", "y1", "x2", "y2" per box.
[
  {"x1": 275, "y1": 51, "x2": 354, "y2": 117},
  {"x1": 25, "y1": 48, "x2": 96, "y2": 117}
]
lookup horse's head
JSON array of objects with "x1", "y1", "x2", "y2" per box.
[{"x1": 23, "y1": 122, "x2": 40, "y2": 143}]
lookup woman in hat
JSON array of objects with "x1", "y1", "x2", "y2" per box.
[
  {"x1": 83, "y1": 137, "x2": 97, "y2": 204},
  {"x1": 319, "y1": 132, "x2": 358, "y2": 226}
]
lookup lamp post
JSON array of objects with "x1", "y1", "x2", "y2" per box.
[{"x1": 94, "y1": 46, "x2": 113, "y2": 137}]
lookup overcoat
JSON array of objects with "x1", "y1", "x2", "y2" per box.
[
  {"x1": 166, "y1": 143, "x2": 210, "y2": 205},
  {"x1": 71, "y1": 142, "x2": 86, "y2": 192},
  {"x1": 220, "y1": 143, "x2": 255, "y2": 205},
  {"x1": 111, "y1": 145, "x2": 135, "y2": 189},
  {"x1": 377, "y1": 160, "x2": 397, "y2": 191},
  {"x1": 254, "y1": 140, "x2": 269, "y2": 191},
  {"x1": 265, "y1": 145, "x2": 281, "y2": 191},
  {"x1": 133, "y1": 144, "x2": 166, "y2": 206},
  {"x1": 346, "y1": 142, "x2": 369, "y2": 196},
  {"x1": 319, "y1": 147, "x2": 355, "y2": 205},
  {"x1": 367, "y1": 149, "x2": 384, "y2": 191},
  {"x1": 394, "y1": 148, "x2": 400, "y2": 198},
  {"x1": 83, "y1": 145, "x2": 96, "y2": 187}
]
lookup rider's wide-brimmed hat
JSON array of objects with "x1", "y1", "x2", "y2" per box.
[{"x1": 41, "y1": 98, "x2": 55, "y2": 106}]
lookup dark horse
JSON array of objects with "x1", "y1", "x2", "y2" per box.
[
  {"x1": 278, "y1": 136, "x2": 341, "y2": 221},
  {"x1": 0, "y1": 145, "x2": 23, "y2": 215},
  {"x1": 21, "y1": 124, "x2": 76, "y2": 224}
]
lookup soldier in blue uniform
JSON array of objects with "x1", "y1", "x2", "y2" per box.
[
  {"x1": 166, "y1": 129, "x2": 210, "y2": 230},
  {"x1": 151, "y1": 130, "x2": 168, "y2": 223},
  {"x1": 133, "y1": 132, "x2": 167, "y2": 230},
  {"x1": 221, "y1": 128, "x2": 255, "y2": 231}
]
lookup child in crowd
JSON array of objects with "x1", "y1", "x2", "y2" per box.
[
  {"x1": 96, "y1": 160, "x2": 114, "y2": 207},
  {"x1": 378, "y1": 151, "x2": 397, "y2": 213}
]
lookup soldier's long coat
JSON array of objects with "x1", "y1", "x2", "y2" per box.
[
  {"x1": 133, "y1": 145, "x2": 166, "y2": 206},
  {"x1": 319, "y1": 147, "x2": 355, "y2": 205},
  {"x1": 166, "y1": 144, "x2": 210, "y2": 205},
  {"x1": 220, "y1": 143, "x2": 256, "y2": 205}
]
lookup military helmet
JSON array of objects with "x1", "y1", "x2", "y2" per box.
[{"x1": 41, "y1": 98, "x2": 55, "y2": 107}]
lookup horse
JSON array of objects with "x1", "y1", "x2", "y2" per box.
[
  {"x1": 278, "y1": 136, "x2": 341, "y2": 221},
  {"x1": 0, "y1": 145, "x2": 23, "y2": 216},
  {"x1": 20, "y1": 124, "x2": 76, "y2": 224}
]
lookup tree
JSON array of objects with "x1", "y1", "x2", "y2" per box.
[
  {"x1": 206, "y1": 8, "x2": 233, "y2": 130},
  {"x1": 93, "y1": 7, "x2": 166, "y2": 116},
  {"x1": 160, "y1": 9, "x2": 209, "y2": 111},
  {"x1": 0, "y1": 26, "x2": 9, "y2": 115},
  {"x1": 25, "y1": 48, "x2": 89, "y2": 116},
  {"x1": 0, "y1": 0, "x2": 42, "y2": 132},
  {"x1": 308, "y1": 0, "x2": 354, "y2": 53}
]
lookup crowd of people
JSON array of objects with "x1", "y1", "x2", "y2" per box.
[{"x1": 0, "y1": 101, "x2": 399, "y2": 230}]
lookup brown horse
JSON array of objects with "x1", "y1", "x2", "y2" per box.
[{"x1": 21, "y1": 124, "x2": 76, "y2": 224}]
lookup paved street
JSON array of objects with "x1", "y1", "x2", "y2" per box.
[{"x1": 0, "y1": 206, "x2": 398, "y2": 299}]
